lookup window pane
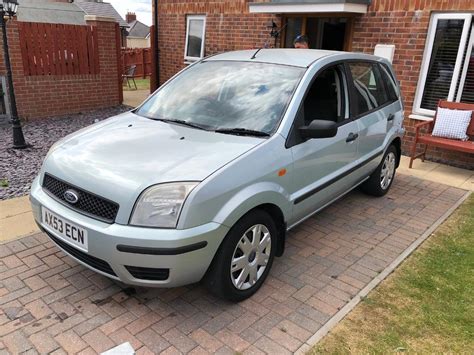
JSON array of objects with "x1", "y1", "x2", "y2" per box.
[
  {"x1": 349, "y1": 62, "x2": 388, "y2": 115},
  {"x1": 186, "y1": 19, "x2": 204, "y2": 58},
  {"x1": 304, "y1": 66, "x2": 345, "y2": 123},
  {"x1": 460, "y1": 44, "x2": 474, "y2": 103},
  {"x1": 420, "y1": 19, "x2": 465, "y2": 110},
  {"x1": 379, "y1": 64, "x2": 399, "y2": 101},
  {"x1": 137, "y1": 62, "x2": 304, "y2": 134}
]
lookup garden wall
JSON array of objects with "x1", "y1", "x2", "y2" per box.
[{"x1": 0, "y1": 16, "x2": 122, "y2": 121}]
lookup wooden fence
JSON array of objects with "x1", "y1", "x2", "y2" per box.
[
  {"x1": 18, "y1": 22, "x2": 100, "y2": 76},
  {"x1": 121, "y1": 48, "x2": 151, "y2": 78}
]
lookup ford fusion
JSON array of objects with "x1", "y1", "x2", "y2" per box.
[{"x1": 31, "y1": 49, "x2": 404, "y2": 301}]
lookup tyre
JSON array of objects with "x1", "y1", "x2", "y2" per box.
[
  {"x1": 204, "y1": 209, "x2": 277, "y2": 302},
  {"x1": 361, "y1": 144, "x2": 398, "y2": 197}
]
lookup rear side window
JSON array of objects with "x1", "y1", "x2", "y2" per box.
[
  {"x1": 348, "y1": 62, "x2": 389, "y2": 116},
  {"x1": 379, "y1": 64, "x2": 399, "y2": 102}
]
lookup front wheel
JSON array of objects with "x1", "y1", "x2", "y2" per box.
[
  {"x1": 204, "y1": 210, "x2": 277, "y2": 302},
  {"x1": 361, "y1": 145, "x2": 398, "y2": 197}
]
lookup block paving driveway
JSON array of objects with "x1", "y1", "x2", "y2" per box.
[{"x1": 0, "y1": 174, "x2": 467, "y2": 354}]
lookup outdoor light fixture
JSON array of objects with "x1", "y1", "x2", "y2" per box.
[
  {"x1": 1, "y1": 0, "x2": 18, "y2": 17},
  {"x1": 265, "y1": 19, "x2": 287, "y2": 48},
  {"x1": 0, "y1": 0, "x2": 27, "y2": 149}
]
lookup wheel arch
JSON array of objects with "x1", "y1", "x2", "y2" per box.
[
  {"x1": 252, "y1": 203, "x2": 286, "y2": 257},
  {"x1": 215, "y1": 202, "x2": 288, "y2": 262},
  {"x1": 390, "y1": 137, "x2": 402, "y2": 168}
]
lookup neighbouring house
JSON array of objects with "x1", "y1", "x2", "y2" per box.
[
  {"x1": 152, "y1": 0, "x2": 474, "y2": 169},
  {"x1": 125, "y1": 12, "x2": 150, "y2": 49},
  {"x1": 0, "y1": 0, "x2": 123, "y2": 121},
  {"x1": 75, "y1": 0, "x2": 129, "y2": 47},
  {"x1": 18, "y1": 0, "x2": 86, "y2": 25}
]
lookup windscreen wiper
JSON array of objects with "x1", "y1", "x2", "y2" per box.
[
  {"x1": 214, "y1": 128, "x2": 270, "y2": 137},
  {"x1": 158, "y1": 118, "x2": 209, "y2": 131}
]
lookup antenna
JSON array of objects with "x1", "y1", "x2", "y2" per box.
[{"x1": 250, "y1": 48, "x2": 263, "y2": 60}]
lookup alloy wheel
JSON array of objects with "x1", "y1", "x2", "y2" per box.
[
  {"x1": 380, "y1": 152, "x2": 396, "y2": 190},
  {"x1": 230, "y1": 224, "x2": 271, "y2": 290}
]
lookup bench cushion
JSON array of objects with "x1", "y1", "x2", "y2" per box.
[
  {"x1": 431, "y1": 107, "x2": 472, "y2": 141},
  {"x1": 418, "y1": 135, "x2": 474, "y2": 153}
]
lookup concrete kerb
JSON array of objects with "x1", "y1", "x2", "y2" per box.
[{"x1": 295, "y1": 189, "x2": 472, "y2": 354}]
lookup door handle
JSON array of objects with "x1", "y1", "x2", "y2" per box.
[
  {"x1": 387, "y1": 113, "x2": 395, "y2": 121},
  {"x1": 346, "y1": 133, "x2": 359, "y2": 143}
]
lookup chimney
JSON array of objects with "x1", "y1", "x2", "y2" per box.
[{"x1": 126, "y1": 12, "x2": 137, "y2": 24}]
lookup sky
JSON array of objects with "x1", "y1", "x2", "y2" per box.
[{"x1": 107, "y1": 0, "x2": 152, "y2": 26}]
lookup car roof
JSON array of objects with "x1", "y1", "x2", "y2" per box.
[{"x1": 204, "y1": 49, "x2": 388, "y2": 68}]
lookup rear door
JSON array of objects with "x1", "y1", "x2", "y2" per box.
[{"x1": 345, "y1": 61, "x2": 401, "y2": 176}]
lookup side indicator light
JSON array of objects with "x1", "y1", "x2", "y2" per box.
[{"x1": 278, "y1": 169, "x2": 287, "y2": 177}]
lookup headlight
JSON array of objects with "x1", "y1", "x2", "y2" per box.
[{"x1": 130, "y1": 182, "x2": 199, "y2": 228}]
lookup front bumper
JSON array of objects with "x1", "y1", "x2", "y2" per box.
[{"x1": 30, "y1": 177, "x2": 228, "y2": 287}]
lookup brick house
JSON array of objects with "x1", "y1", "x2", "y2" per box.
[
  {"x1": 125, "y1": 12, "x2": 151, "y2": 49},
  {"x1": 152, "y1": 0, "x2": 474, "y2": 169}
]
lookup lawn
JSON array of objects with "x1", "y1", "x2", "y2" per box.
[
  {"x1": 311, "y1": 194, "x2": 474, "y2": 354},
  {"x1": 123, "y1": 77, "x2": 150, "y2": 91}
]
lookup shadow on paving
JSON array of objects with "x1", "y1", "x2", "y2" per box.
[{"x1": 0, "y1": 174, "x2": 468, "y2": 354}]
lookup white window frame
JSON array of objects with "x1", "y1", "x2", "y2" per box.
[
  {"x1": 413, "y1": 13, "x2": 473, "y2": 117},
  {"x1": 184, "y1": 15, "x2": 206, "y2": 62},
  {"x1": 456, "y1": 24, "x2": 474, "y2": 102}
]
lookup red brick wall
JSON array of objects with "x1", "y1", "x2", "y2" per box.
[
  {"x1": 352, "y1": 0, "x2": 474, "y2": 169},
  {"x1": 0, "y1": 18, "x2": 121, "y2": 121},
  {"x1": 156, "y1": 0, "x2": 279, "y2": 83}
]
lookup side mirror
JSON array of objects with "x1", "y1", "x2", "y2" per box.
[{"x1": 299, "y1": 119, "x2": 338, "y2": 139}]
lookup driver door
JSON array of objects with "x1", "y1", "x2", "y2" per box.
[{"x1": 288, "y1": 64, "x2": 360, "y2": 226}]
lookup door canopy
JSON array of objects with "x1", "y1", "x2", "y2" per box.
[{"x1": 249, "y1": 0, "x2": 370, "y2": 14}]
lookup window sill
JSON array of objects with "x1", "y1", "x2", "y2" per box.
[{"x1": 408, "y1": 113, "x2": 433, "y2": 121}]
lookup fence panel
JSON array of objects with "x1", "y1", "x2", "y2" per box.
[
  {"x1": 18, "y1": 21, "x2": 100, "y2": 76},
  {"x1": 121, "y1": 48, "x2": 151, "y2": 78}
]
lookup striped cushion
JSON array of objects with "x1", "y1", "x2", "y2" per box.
[{"x1": 432, "y1": 107, "x2": 472, "y2": 141}]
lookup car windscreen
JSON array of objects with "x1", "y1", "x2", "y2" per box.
[{"x1": 136, "y1": 61, "x2": 305, "y2": 135}]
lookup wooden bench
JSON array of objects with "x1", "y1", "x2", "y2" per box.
[{"x1": 409, "y1": 100, "x2": 474, "y2": 168}]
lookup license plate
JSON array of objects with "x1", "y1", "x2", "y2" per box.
[{"x1": 42, "y1": 207, "x2": 88, "y2": 252}]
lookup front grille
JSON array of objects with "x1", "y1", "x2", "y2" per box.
[
  {"x1": 45, "y1": 231, "x2": 117, "y2": 276},
  {"x1": 43, "y1": 174, "x2": 119, "y2": 223},
  {"x1": 125, "y1": 266, "x2": 169, "y2": 281}
]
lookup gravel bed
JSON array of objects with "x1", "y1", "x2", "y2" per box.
[{"x1": 0, "y1": 106, "x2": 131, "y2": 200}]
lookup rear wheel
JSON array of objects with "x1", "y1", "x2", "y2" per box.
[
  {"x1": 205, "y1": 210, "x2": 277, "y2": 302},
  {"x1": 361, "y1": 144, "x2": 398, "y2": 197}
]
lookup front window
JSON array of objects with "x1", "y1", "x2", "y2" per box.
[
  {"x1": 414, "y1": 13, "x2": 474, "y2": 116},
  {"x1": 137, "y1": 61, "x2": 305, "y2": 135},
  {"x1": 303, "y1": 65, "x2": 348, "y2": 124},
  {"x1": 185, "y1": 15, "x2": 206, "y2": 61}
]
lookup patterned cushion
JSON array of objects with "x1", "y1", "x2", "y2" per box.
[{"x1": 432, "y1": 107, "x2": 472, "y2": 141}]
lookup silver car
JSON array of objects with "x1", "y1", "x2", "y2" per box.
[{"x1": 31, "y1": 49, "x2": 404, "y2": 301}]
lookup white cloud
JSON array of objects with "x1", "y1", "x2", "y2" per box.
[{"x1": 107, "y1": 0, "x2": 152, "y2": 26}]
